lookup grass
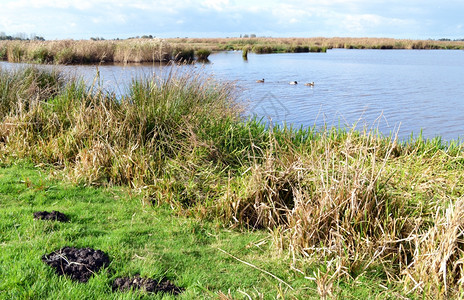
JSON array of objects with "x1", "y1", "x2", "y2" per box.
[
  {"x1": 2, "y1": 66, "x2": 464, "y2": 298},
  {"x1": 0, "y1": 163, "x2": 318, "y2": 299}
]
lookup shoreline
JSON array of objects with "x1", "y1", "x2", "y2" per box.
[{"x1": 1, "y1": 37, "x2": 463, "y2": 65}]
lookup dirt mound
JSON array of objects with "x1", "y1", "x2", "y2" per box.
[
  {"x1": 113, "y1": 275, "x2": 183, "y2": 295},
  {"x1": 42, "y1": 247, "x2": 110, "y2": 282},
  {"x1": 33, "y1": 210, "x2": 68, "y2": 222}
]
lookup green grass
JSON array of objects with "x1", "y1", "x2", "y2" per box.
[
  {"x1": 0, "y1": 163, "x2": 312, "y2": 299},
  {"x1": 0, "y1": 163, "x2": 398, "y2": 299}
]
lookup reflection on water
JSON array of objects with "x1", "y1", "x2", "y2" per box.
[{"x1": 1, "y1": 49, "x2": 464, "y2": 140}]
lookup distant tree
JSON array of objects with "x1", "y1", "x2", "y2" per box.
[
  {"x1": 0, "y1": 32, "x2": 43, "y2": 40},
  {"x1": 243, "y1": 34, "x2": 249, "y2": 38},
  {"x1": 250, "y1": 34, "x2": 256, "y2": 38}
]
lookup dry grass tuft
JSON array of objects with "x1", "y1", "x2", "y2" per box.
[{"x1": 403, "y1": 198, "x2": 464, "y2": 298}]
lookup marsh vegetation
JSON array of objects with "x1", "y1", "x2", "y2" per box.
[
  {"x1": 2, "y1": 37, "x2": 463, "y2": 65},
  {"x1": 0, "y1": 39, "x2": 209, "y2": 64},
  {"x1": 2, "y1": 66, "x2": 464, "y2": 298}
]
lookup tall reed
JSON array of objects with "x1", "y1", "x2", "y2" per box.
[{"x1": 0, "y1": 39, "x2": 207, "y2": 64}]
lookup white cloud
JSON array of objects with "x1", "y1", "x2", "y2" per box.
[
  {"x1": 341, "y1": 14, "x2": 415, "y2": 35},
  {"x1": 5, "y1": 0, "x2": 94, "y2": 10},
  {"x1": 0, "y1": 0, "x2": 462, "y2": 39},
  {"x1": 201, "y1": 0, "x2": 230, "y2": 11}
]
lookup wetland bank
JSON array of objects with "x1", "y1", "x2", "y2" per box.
[
  {"x1": 1, "y1": 39, "x2": 464, "y2": 298},
  {"x1": 2, "y1": 36, "x2": 464, "y2": 64}
]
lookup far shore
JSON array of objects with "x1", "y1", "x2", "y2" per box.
[{"x1": 1, "y1": 37, "x2": 463, "y2": 65}]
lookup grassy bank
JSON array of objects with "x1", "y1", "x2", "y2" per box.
[
  {"x1": 2, "y1": 37, "x2": 464, "y2": 65},
  {"x1": 2, "y1": 66, "x2": 464, "y2": 298},
  {"x1": 168, "y1": 37, "x2": 464, "y2": 51}
]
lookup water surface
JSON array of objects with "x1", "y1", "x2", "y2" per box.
[{"x1": 2, "y1": 49, "x2": 464, "y2": 140}]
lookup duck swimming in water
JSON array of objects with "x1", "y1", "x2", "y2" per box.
[
  {"x1": 256, "y1": 79, "x2": 265, "y2": 83},
  {"x1": 304, "y1": 82, "x2": 315, "y2": 86},
  {"x1": 289, "y1": 81, "x2": 298, "y2": 85}
]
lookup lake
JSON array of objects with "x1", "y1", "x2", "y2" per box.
[{"x1": 1, "y1": 49, "x2": 464, "y2": 140}]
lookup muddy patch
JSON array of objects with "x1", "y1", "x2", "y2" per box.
[
  {"x1": 34, "y1": 210, "x2": 68, "y2": 222},
  {"x1": 113, "y1": 275, "x2": 183, "y2": 295},
  {"x1": 42, "y1": 247, "x2": 110, "y2": 282}
]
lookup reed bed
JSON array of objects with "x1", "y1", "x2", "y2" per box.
[
  {"x1": 167, "y1": 37, "x2": 464, "y2": 52},
  {"x1": 2, "y1": 66, "x2": 464, "y2": 298},
  {"x1": 0, "y1": 39, "x2": 210, "y2": 64},
  {"x1": 2, "y1": 37, "x2": 463, "y2": 66}
]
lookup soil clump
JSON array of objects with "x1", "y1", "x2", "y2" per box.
[
  {"x1": 33, "y1": 210, "x2": 68, "y2": 222},
  {"x1": 113, "y1": 275, "x2": 183, "y2": 295},
  {"x1": 42, "y1": 246, "x2": 110, "y2": 282}
]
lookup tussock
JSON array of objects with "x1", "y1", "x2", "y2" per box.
[{"x1": 403, "y1": 198, "x2": 464, "y2": 298}]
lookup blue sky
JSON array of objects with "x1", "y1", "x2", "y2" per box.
[{"x1": 1, "y1": 0, "x2": 463, "y2": 40}]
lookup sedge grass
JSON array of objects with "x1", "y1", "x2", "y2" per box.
[{"x1": 2, "y1": 66, "x2": 464, "y2": 297}]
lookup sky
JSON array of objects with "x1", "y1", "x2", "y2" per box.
[{"x1": 1, "y1": 0, "x2": 463, "y2": 40}]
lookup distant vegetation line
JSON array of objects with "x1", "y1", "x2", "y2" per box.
[
  {"x1": 1, "y1": 37, "x2": 463, "y2": 65},
  {"x1": 170, "y1": 36, "x2": 464, "y2": 51}
]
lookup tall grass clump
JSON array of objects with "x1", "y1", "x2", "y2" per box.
[
  {"x1": 242, "y1": 46, "x2": 250, "y2": 59},
  {"x1": 172, "y1": 48, "x2": 194, "y2": 62},
  {"x1": 0, "y1": 44, "x2": 8, "y2": 60},
  {"x1": 402, "y1": 199, "x2": 464, "y2": 298},
  {"x1": 195, "y1": 48, "x2": 211, "y2": 60},
  {"x1": 0, "y1": 67, "x2": 64, "y2": 118},
  {"x1": 252, "y1": 45, "x2": 274, "y2": 54},
  {"x1": 218, "y1": 128, "x2": 410, "y2": 260},
  {"x1": 113, "y1": 39, "x2": 172, "y2": 63},
  {"x1": 214, "y1": 126, "x2": 464, "y2": 298},
  {"x1": 0, "y1": 66, "x2": 245, "y2": 187},
  {"x1": 28, "y1": 47, "x2": 53, "y2": 63}
]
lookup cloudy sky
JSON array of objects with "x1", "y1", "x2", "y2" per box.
[{"x1": 1, "y1": 0, "x2": 463, "y2": 40}]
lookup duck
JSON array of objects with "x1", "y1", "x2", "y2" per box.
[
  {"x1": 256, "y1": 79, "x2": 265, "y2": 83},
  {"x1": 289, "y1": 81, "x2": 298, "y2": 85},
  {"x1": 304, "y1": 82, "x2": 315, "y2": 86}
]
